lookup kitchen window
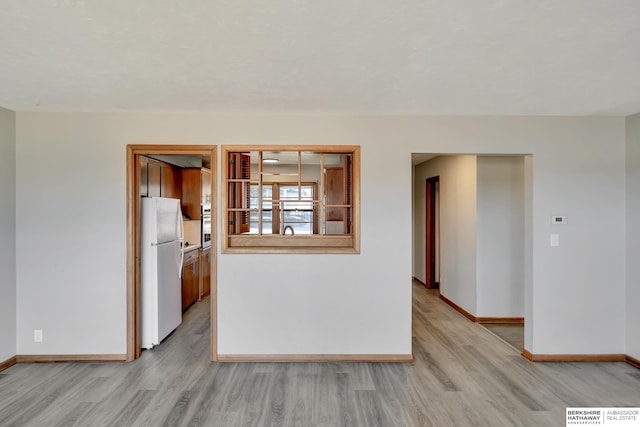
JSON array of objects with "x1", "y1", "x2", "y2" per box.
[
  {"x1": 222, "y1": 145, "x2": 360, "y2": 253},
  {"x1": 250, "y1": 183, "x2": 318, "y2": 235}
]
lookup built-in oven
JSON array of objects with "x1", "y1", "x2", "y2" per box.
[{"x1": 201, "y1": 204, "x2": 211, "y2": 249}]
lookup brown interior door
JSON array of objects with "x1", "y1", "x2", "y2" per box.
[{"x1": 425, "y1": 177, "x2": 438, "y2": 289}]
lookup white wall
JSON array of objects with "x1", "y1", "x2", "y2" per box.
[
  {"x1": 476, "y1": 156, "x2": 525, "y2": 318},
  {"x1": 15, "y1": 114, "x2": 626, "y2": 356},
  {"x1": 626, "y1": 112, "x2": 640, "y2": 360},
  {"x1": 414, "y1": 156, "x2": 478, "y2": 315},
  {"x1": 0, "y1": 107, "x2": 16, "y2": 362}
]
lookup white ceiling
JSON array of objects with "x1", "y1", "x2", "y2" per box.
[{"x1": 1, "y1": 1, "x2": 640, "y2": 115}]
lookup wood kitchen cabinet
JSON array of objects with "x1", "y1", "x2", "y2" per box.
[
  {"x1": 199, "y1": 247, "x2": 211, "y2": 300},
  {"x1": 325, "y1": 167, "x2": 344, "y2": 222},
  {"x1": 161, "y1": 165, "x2": 181, "y2": 199},
  {"x1": 201, "y1": 169, "x2": 211, "y2": 205},
  {"x1": 181, "y1": 249, "x2": 200, "y2": 311},
  {"x1": 140, "y1": 157, "x2": 149, "y2": 197},
  {"x1": 324, "y1": 155, "x2": 353, "y2": 235},
  {"x1": 139, "y1": 156, "x2": 182, "y2": 199},
  {"x1": 139, "y1": 156, "x2": 160, "y2": 197},
  {"x1": 181, "y1": 168, "x2": 211, "y2": 220}
]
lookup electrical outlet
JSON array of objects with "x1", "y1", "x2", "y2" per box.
[{"x1": 34, "y1": 329, "x2": 43, "y2": 343}]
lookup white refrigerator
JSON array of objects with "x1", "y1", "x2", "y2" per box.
[{"x1": 141, "y1": 197, "x2": 184, "y2": 349}]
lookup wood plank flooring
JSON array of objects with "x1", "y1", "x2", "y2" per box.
[
  {"x1": 482, "y1": 324, "x2": 525, "y2": 351},
  {"x1": 1, "y1": 282, "x2": 639, "y2": 426}
]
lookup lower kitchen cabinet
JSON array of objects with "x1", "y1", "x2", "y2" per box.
[
  {"x1": 182, "y1": 250, "x2": 200, "y2": 311},
  {"x1": 182, "y1": 247, "x2": 211, "y2": 311},
  {"x1": 200, "y1": 247, "x2": 211, "y2": 299}
]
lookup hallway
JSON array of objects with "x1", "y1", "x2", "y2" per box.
[{"x1": 0, "y1": 282, "x2": 638, "y2": 426}]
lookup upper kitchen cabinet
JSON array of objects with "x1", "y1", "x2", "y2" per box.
[
  {"x1": 139, "y1": 157, "x2": 160, "y2": 197},
  {"x1": 161, "y1": 165, "x2": 181, "y2": 199},
  {"x1": 201, "y1": 169, "x2": 211, "y2": 205},
  {"x1": 139, "y1": 156, "x2": 182, "y2": 199},
  {"x1": 181, "y1": 168, "x2": 211, "y2": 220}
]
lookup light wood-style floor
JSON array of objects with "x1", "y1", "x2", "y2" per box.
[
  {"x1": 482, "y1": 324, "x2": 525, "y2": 351},
  {"x1": 1, "y1": 282, "x2": 639, "y2": 426}
]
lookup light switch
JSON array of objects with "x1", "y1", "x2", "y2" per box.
[{"x1": 550, "y1": 234, "x2": 559, "y2": 247}]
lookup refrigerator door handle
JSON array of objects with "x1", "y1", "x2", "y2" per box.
[
  {"x1": 152, "y1": 241, "x2": 176, "y2": 247},
  {"x1": 178, "y1": 208, "x2": 185, "y2": 278},
  {"x1": 179, "y1": 207, "x2": 185, "y2": 242},
  {"x1": 178, "y1": 242, "x2": 184, "y2": 279}
]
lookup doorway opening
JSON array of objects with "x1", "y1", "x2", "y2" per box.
[
  {"x1": 412, "y1": 154, "x2": 531, "y2": 355},
  {"x1": 126, "y1": 145, "x2": 217, "y2": 361}
]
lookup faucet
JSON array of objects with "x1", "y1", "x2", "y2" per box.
[{"x1": 283, "y1": 225, "x2": 295, "y2": 236}]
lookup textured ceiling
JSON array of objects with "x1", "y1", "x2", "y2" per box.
[{"x1": 1, "y1": 1, "x2": 640, "y2": 115}]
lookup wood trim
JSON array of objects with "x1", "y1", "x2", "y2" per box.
[
  {"x1": 476, "y1": 317, "x2": 524, "y2": 324},
  {"x1": 439, "y1": 294, "x2": 476, "y2": 322},
  {"x1": 625, "y1": 355, "x2": 640, "y2": 369},
  {"x1": 126, "y1": 144, "x2": 218, "y2": 363},
  {"x1": 229, "y1": 235, "x2": 354, "y2": 248},
  {"x1": 521, "y1": 349, "x2": 534, "y2": 361},
  {"x1": 351, "y1": 147, "x2": 361, "y2": 254},
  {"x1": 217, "y1": 354, "x2": 414, "y2": 363},
  {"x1": 0, "y1": 356, "x2": 17, "y2": 372},
  {"x1": 222, "y1": 145, "x2": 360, "y2": 154},
  {"x1": 210, "y1": 148, "x2": 217, "y2": 362},
  {"x1": 127, "y1": 145, "x2": 217, "y2": 155},
  {"x1": 224, "y1": 245, "x2": 359, "y2": 255},
  {"x1": 126, "y1": 145, "x2": 137, "y2": 361},
  {"x1": 534, "y1": 354, "x2": 625, "y2": 363},
  {"x1": 520, "y1": 351, "x2": 625, "y2": 363},
  {"x1": 412, "y1": 276, "x2": 427, "y2": 287},
  {"x1": 16, "y1": 354, "x2": 127, "y2": 363},
  {"x1": 438, "y1": 294, "x2": 524, "y2": 326},
  {"x1": 222, "y1": 148, "x2": 229, "y2": 244}
]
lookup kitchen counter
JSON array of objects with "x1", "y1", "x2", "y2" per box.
[{"x1": 182, "y1": 243, "x2": 200, "y2": 253}]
